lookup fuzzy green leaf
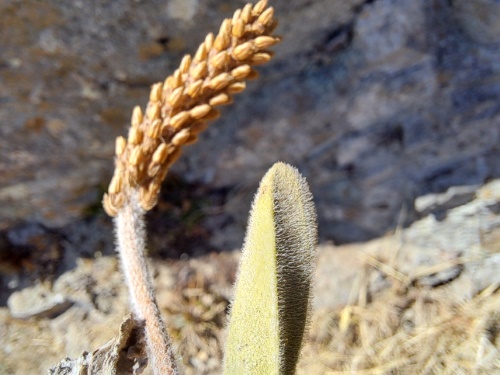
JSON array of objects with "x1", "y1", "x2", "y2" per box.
[{"x1": 223, "y1": 162, "x2": 318, "y2": 375}]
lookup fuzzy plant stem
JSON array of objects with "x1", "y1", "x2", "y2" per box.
[
  {"x1": 223, "y1": 163, "x2": 317, "y2": 374},
  {"x1": 115, "y1": 193, "x2": 178, "y2": 375}
]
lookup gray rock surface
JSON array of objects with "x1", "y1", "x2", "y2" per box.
[
  {"x1": 314, "y1": 179, "x2": 500, "y2": 309},
  {"x1": 414, "y1": 184, "x2": 479, "y2": 217},
  {"x1": 7, "y1": 283, "x2": 72, "y2": 319},
  {"x1": 49, "y1": 315, "x2": 148, "y2": 375},
  {"x1": 1, "y1": 0, "x2": 499, "y2": 247}
]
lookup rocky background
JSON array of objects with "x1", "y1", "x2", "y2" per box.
[
  {"x1": 1, "y1": 0, "x2": 499, "y2": 245},
  {"x1": 0, "y1": 0, "x2": 500, "y2": 373}
]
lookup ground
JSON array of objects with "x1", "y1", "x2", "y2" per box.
[{"x1": 1, "y1": 180, "x2": 499, "y2": 374}]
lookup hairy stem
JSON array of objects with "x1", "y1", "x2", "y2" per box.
[{"x1": 115, "y1": 193, "x2": 178, "y2": 375}]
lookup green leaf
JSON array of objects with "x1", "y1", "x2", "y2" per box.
[{"x1": 223, "y1": 162, "x2": 318, "y2": 375}]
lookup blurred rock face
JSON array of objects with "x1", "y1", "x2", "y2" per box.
[{"x1": 1, "y1": 0, "x2": 499, "y2": 245}]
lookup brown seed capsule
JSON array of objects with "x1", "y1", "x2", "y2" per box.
[
  {"x1": 147, "y1": 119, "x2": 162, "y2": 139},
  {"x1": 208, "y1": 73, "x2": 232, "y2": 90},
  {"x1": 179, "y1": 55, "x2": 192, "y2": 74},
  {"x1": 147, "y1": 162, "x2": 161, "y2": 178},
  {"x1": 115, "y1": 136, "x2": 127, "y2": 156},
  {"x1": 232, "y1": 41, "x2": 254, "y2": 60},
  {"x1": 204, "y1": 32, "x2": 214, "y2": 51},
  {"x1": 251, "y1": 22, "x2": 265, "y2": 35},
  {"x1": 170, "y1": 111, "x2": 190, "y2": 129},
  {"x1": 227, "y1": 81, "x2": 246, "y2": 94},
  {"x1": 128, "y1": 127, "x2": 143, "y2": 145},
  {"x1": 149, "y1": 83, "x2": 163, "y2": 102},
  {"x1": 164, "y1": 76, "x2": 174, "y2": 90},
  {"x1": 194, "y1": 43, "x2": 208, "y2": 62},
  {"x1": 252, "y1": 0, "x2": 268, "y2": 16},
  {"x1": 254, "y1": 36, "x2": 279, "y2": 49},
  {"x1": 232, "y1": 9, "x2": 242, "y2": 24},
  {"x1": 191, "y1": 61, "x2": 208, "y2": 81},
  {"x1": 231, "y1": 65, "x2": 252, "y2": 79},
  {"x1": 241, "y1": 3, "x2": 252, "y2": 23},
  {"x1": 108, "y1": 174, "x2": 123, "y2": 194},
  {"x1": 232, "y1": 19, "x2": 245, "y2": 38},
  {"x1": 210, "y1": 51, "x2": 229, "y2": 69},
  {"x1": 172, "y1": 70, "x2": 183, "y2": 88},
  {"x1": 146, "y1": 102, "x2": 161, "y2": 120},
  {"x1": 250, "y1": 52, "x2": 272, "y2": 65},
  {"x1": 152, "y1": 143, "x2": 169, "y2": 164},
  {"x1": 213, "y1": 33, "x2": 230, "y2": 52},
  {"x1": 168, "y1": 87, "x2": 184, "y2": 107},
  {"x1": 131, "y1": 106, "x2": 143, "y2": 127},
  {"x1": 190, "y1": 104, "x2": 212, "y2": 120},
  {"x1": 210, "y1": 93, "x2": 232, "y2": 106},
  {"x1": 172, "y1": 129, "x2": 191, "y2": 146},
  {"x1": 129, "y1": 146, "x2": 144, "y2": 166},
  {"x1": 187, "y1": 80, "x2": 203, "y2": 98},
  {"x1": 219, "y1": 19, "x2": 232, "y2": 39},
  {"x1": 257, "y1": 7, "x2": 274, "y2": 26}
]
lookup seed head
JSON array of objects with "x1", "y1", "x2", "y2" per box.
[{"x1": 103, "y1": 0, "x2": 280, "y2": 216}]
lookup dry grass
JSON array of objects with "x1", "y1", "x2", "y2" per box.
[
  {"x1": 154, "y1": 249, "x2": 500, "y2": 375},
  {"x1": 299, "y1": 256, "x2": 500, "y2": 375},
  {"x1": 166, "y1": 282, "x2": 228, "y2": 374},
  {"x1": 160, "y1": 253, "x2": 238, "y2": 375}
]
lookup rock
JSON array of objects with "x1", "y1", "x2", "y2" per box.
[
  {"x1": 0, "y1": 256, "x2": 132, "y2": 374},
  {"x1": 7, "y1": 283, "x2": 73, "y2": 319},
  {"x1": 313, "y1": 243, "x2": 363, "y2": 310},
  {"x1": 49, "y1": 315, "x2": 148, "y2": 375},
  {"x1": 314, "y1": 179, "x2": 500, "y2": 308},
  {"x1": 352, "y1": 0, "x2": 426, "y2": 63},
  {"x1": 453, "y1": 0, "x2": 500, "y2": 44},
  {"x1": 415, "y1": 184, "x2": 479, "y2": 217},
  {"x1": 0, "y1": 0, "x2": 499, "y2": 248}
]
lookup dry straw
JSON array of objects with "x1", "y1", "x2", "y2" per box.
[
  {"x1": 300, "y1": 254, "x2": 500, "y2": 374},
  {"x1": 103, "y1": 0, "x2": 280, "y2": 216}
]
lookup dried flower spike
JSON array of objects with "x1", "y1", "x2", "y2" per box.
[{"x1": 103, "y1": 0, "x2": 280, "y2": 216}]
